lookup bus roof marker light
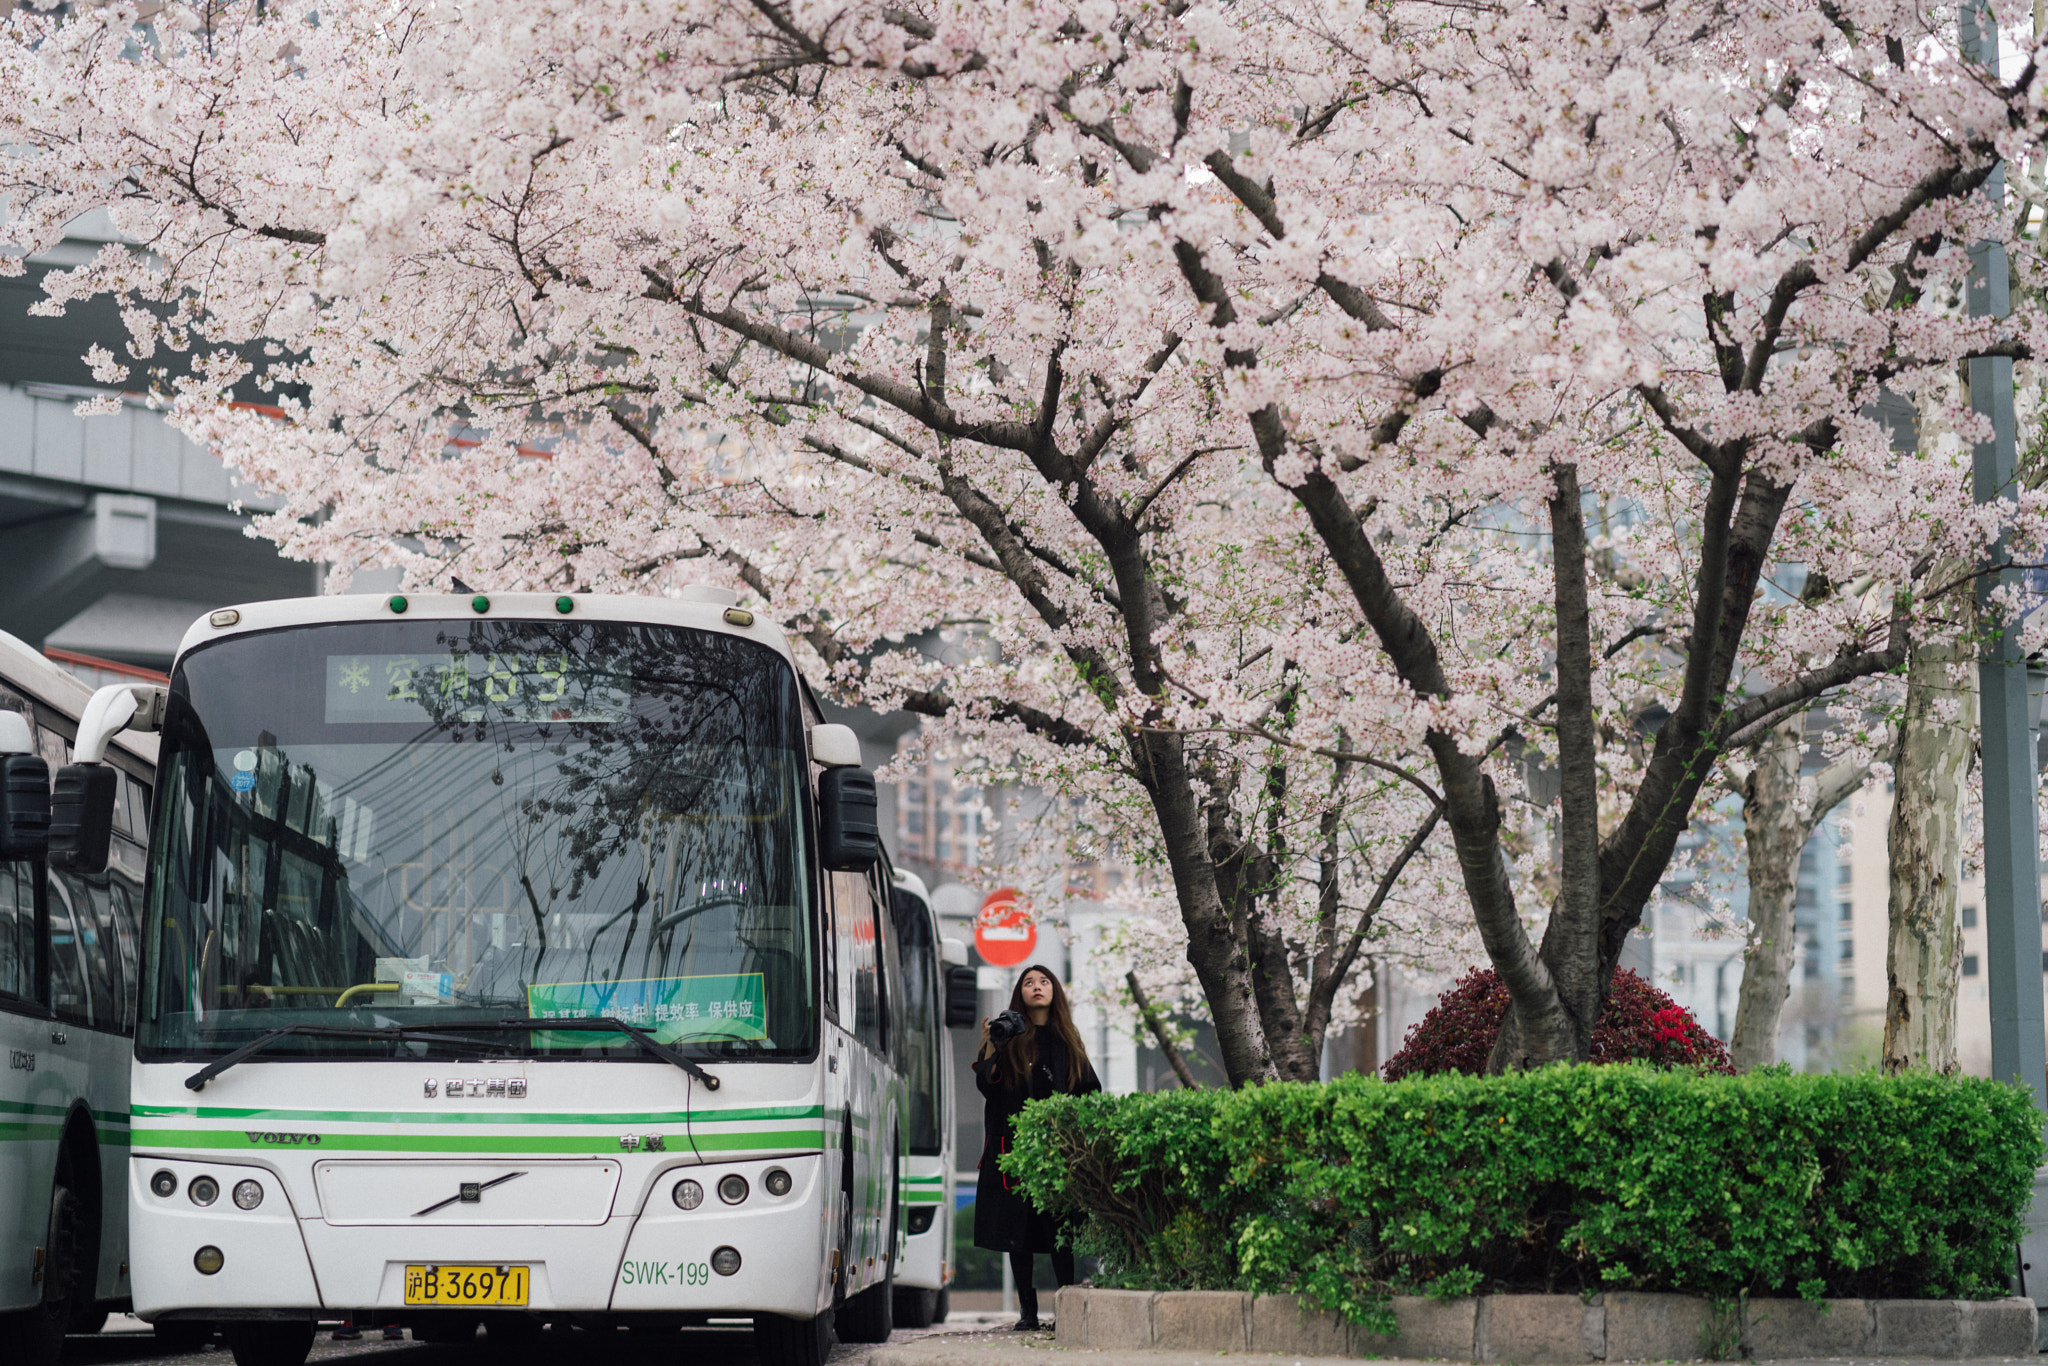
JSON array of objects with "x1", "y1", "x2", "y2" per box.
[
  {"x1": 209, "y1": 609, "x2": 239, "y2": 628},
  {"x1": 723, "y1": 608, "x2": 754, "y2": 627},
  {"x1": 388, "y1": 595, "x2": 408, "y2": 614},
  {"x1": 555, "y1": 596, "x2": 574, "y2": 614},
  {"x1": 472, "y1": 595, "x2": 490, "y2": 614}
]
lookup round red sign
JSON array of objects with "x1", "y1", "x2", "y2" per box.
[{"x1": 973, "y1": 887, "x2": 1037, "y2": 968}]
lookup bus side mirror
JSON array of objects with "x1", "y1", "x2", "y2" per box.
[
  {"x1": 0, "y1": 714, "x2": 49, "y2": 859},
  {"x1": 48, "y1": 764, "x2": 117, "y2": 875},
  {"x1": 818, "y1": 767, "x2": 879, "y2": 871},
  {"x1": 944, "y1": 964, "x2": 979, "y2": 1029}
]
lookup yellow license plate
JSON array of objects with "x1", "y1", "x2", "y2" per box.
[{"x1": 403, "y1": 1264, "x2": 529, "y2": 1306}]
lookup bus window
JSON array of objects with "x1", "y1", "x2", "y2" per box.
[
  {"x1": 109, "y1": 876, "x2": 143, "y2": 1034},
  {"x1": 0, "y1": 862, "x2": 31, "y2": 1005},
  {"x1": 832, "y1": 871, "x2": 881, "y2": 1049},
  {"x1": 870, "y1": 866, "x2": 897, "y2": 1055},
  {"x1": 47, "y1": 877, "x2": 96, "y2": 1025},
  {"x1": 891, "y1": 886, "x2": 943, "y2": 1154}
]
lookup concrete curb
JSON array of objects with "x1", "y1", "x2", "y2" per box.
[{"x1": 1049, "y1": 1286, "x2": 2039, "y2": 1360}]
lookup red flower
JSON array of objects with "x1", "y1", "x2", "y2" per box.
[{"x1": 1383, "y1": 967, "x2": 1735, "y2": 1078}]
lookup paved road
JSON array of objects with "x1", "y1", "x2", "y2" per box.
[{"x1": 63, "y1": 1313, "x2": 1025, "y2": 1366}]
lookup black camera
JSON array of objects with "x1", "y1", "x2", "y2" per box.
[{"x1": 988, "y1": 1009, "x2": 1029, "y2": 1041}]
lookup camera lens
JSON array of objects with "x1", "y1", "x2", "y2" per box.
[
  {"x1": 150, "y1": 1170, "x2": 177, "y2": 1198},
  {"x1": 764, "y1": 1168, "x2": 792, "y2": 1197},
  {"x1": 672, "y1": 1179, "x2": 703, "y2": 1210},
  {"x1": 232, "y1": 1180, "x2": 264, "y2": 1210},
  {"x1": 718, "y1": 1174, "x2": 748, "y2": 1205},
  {"x1": 188, "y1": 1175, "x2": 219, "y2": 1206}
]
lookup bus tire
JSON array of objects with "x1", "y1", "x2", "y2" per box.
[
  {"x1": 837, "y1": 1157, "x2": 897, "y2": 1344},
  {"x1": 0, "y1": 1152, "x2": 86, "y2": 1366},
  {"x1": 891, "y1": 1287, "x2": 937, "y2": 1329},
  {"x1": 226, "y1": 1320, "x2": 315, "y2": 1366},
  {"x1": 752, "y1": 1311, "x2": 832, "y2": 1366},
  {"x1": 933, "y1": 1288, "x2": 949, "y2": 1324},
  {"x1": 70, "y1": 1305, "x2": 110, "y2": 1335}
]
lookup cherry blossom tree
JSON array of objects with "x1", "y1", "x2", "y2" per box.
[{"x1": 3, "y1": 0, "x2": 2045, "y2": 1080}]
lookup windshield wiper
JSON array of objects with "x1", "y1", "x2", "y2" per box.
[
  {"x1": 184, "y1": 1023, "x2": 516, "y2": 1092},
  {"x1": 183, "y1": 1016, "x2": 720, "y2": 1092},
  {"x1": 483, "y1": 1016, "x2": 720, "y2": 1090}
]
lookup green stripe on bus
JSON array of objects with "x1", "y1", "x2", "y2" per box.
[
  {"x1": 0, "y1": 1121, "x2": 65, "y2": 1141},
  {"x1": 0, "y1": 1099, "x2": 73, "y2": 1119},
  {"x1": 902, "y1": 1191, "x2": 944, "y2": 1204},
  {"x1": 133, "y1": 1127, "x2": 828, "y2": 1156},
  {"x1": 684, "y1": 1128, "x2": 827, "y2": 1152},
  {"x1": 133, "y1": 1128, "x2": 673, "y2": 1154},
  {"x1": 132, "y1": 1103, "x2": 825, "y2": 1127},
  {"x1": 900, "y1": 1174, "x2": 942, "y2": 1184}
]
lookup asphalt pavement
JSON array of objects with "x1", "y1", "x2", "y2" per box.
[
  {"x1": 65, "y1": 1312, "x2": 2048, "y2": 1366},
  {"x1": 65, "y1": 1311, "x2": 1016, "y2": 1366}
]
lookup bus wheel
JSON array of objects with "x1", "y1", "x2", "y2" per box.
[
  {"x1": 70, "y1": 1306, "x2": 111, "y2": 1335},
  {"x1": 933, "y1": 1288, "x2": 949, "y2": 1324},
  {"x1": 752, "y1": 1311, "x2": 832, "y2": 1366},
  {"x1": 891, "y1": 1287, "x2": 938, "y2": 1329},
  {"x1": 0, "y1": 1161, "x2": 84, "y2": 1366},
  {"x1": 837, "y1": 1164, "x2": 897, "y2": 1343},
  {"x1": 226, "y1": 1320, "x2": 315, "y2": 1366}
]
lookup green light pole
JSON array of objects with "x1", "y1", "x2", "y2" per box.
[{"x1": 1963, "y1": 0, "x2": 2048, "y2": 1112}]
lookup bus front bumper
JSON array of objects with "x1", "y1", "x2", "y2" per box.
[{"x1": 133, "y1": 1152, "x2": 832, "y2": 1320}]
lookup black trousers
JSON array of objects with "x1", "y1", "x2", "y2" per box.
[{"x1": 1007, "y1": 1248, "x2": 1076, "y2": 1321}]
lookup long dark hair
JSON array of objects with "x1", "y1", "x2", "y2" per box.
[{"x1": 979, "y1": 962, "x2": 1093, "y2": 1090}]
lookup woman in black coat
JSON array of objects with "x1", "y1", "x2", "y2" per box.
[{"x1": 972, "y1": 962, "x2": 1101, "y2": 1330}]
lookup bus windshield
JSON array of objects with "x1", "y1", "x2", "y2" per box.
[{"x1": 137, "y1": 618, "x2": 816, "y2": 1063}]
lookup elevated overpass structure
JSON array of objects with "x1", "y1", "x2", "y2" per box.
[{"x1": 0, "y1": 214, "x2": 317, "y2": 669}]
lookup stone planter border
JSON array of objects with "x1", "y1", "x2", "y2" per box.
[{"x1": 1051, "y1": 1287, "x2": 2039, "y2": 1360}]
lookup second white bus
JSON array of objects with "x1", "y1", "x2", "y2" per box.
[{"x1": 62, "y1": 592, "x2": 972, "y2": 1366}]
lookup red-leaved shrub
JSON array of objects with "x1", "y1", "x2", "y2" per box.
[{"x1": 1382, "y1": 967, "x2": 1734, "y2": 1079}]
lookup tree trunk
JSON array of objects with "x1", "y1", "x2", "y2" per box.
[
  {"x1": 1883, "y1": 587, "x2": 1976, "y2": 1074},
  {"x1": 1490, "y1": 464, "x2": 1602, "y2": 1070},
  {"x1": 1729, "y1": 714, "x2": 1869, "y2": 1070},
  {"x1": 1730, "y1": 712, "x2": 1807, "y2": 1070}
]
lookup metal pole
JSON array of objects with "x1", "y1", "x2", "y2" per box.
[{"x1": 1964, "y1": 0, "x2": 2048, "y2": 1112}]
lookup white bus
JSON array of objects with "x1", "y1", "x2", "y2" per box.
[
  {"x1": 0, "y1": 632, "x2": 159, "y2": 1366},
  {"x1": 886, "y1": 869, "x2": 964, "y2": 1328},
  {"x1": 54, "y1": 592, "x2": 976, "y2": 1366}
]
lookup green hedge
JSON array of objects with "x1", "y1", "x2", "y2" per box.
[{"x1": 1004, "y1": 1067, "x2": 2042, "y2": 1326}]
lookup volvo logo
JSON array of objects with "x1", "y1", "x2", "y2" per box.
[
  {"x1": 429, "y1": 1078, "x2": 527, "y2": 1099},
  {"x1": 413, "y1": 1171, "x2": 524, "y2": 1217}
]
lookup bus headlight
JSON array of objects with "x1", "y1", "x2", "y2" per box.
[
  {"x1": 188, "y1": 1175, "x2": 219, "y2": 1207},
  {"x1": 150, "y1": 1170, "x2": 177, "y2": 1198},
  {"x1": 764, "y1": 1168, "x2": 792, "y2": 1197},
  {"x1": 710, "y1": 1247, "x2": 741, "y2": 1276},
  {"x1": 194, "y1": 1247, "x2": 224, "y2": 1275},
  {"x1": 717, "y1": 1174, "x2": 748, "y2": 1205},
  {"x1": 672, "y1": 1179, "x2": 703, "y2": 1210},
  {"x1": 232, "y1": 1180, "x2": 264, "y2": 1210}
]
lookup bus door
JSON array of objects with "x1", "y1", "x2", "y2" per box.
[{"x1": 0, "y1": 858, "x2": 59, "y2": 1314}]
